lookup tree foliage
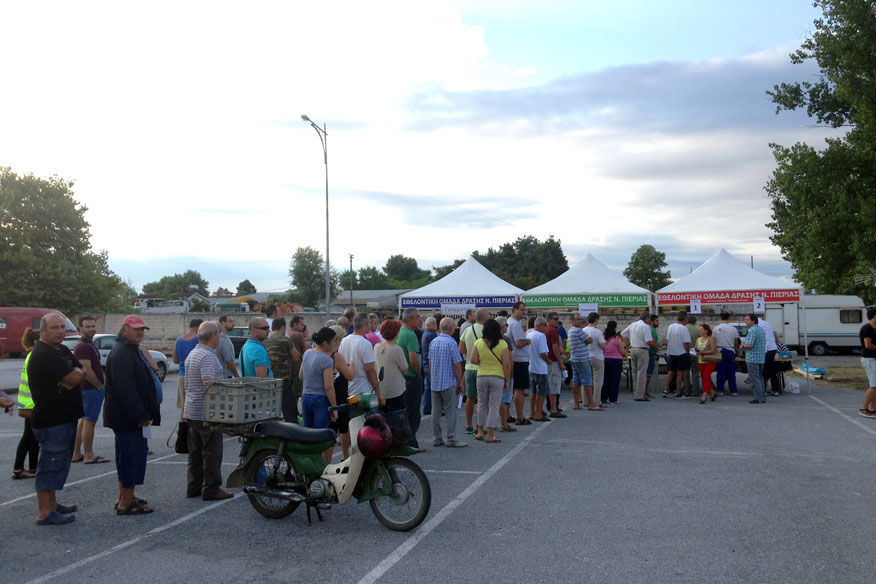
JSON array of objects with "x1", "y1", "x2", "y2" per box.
[
  {"x1": 288, "y1": 246, "x2": 339, "y2": 308},
  {"x1": 384, "y1": 255, "x2": 430, "y2": 283},
  {"x1": 472, "y1": 235, "x2": 568, "y2": 290},
  {"x1": 142, "y1": 270, "x2": 209, "y2": 298},
  {"x1": 339, "y1": 269, "x2": 358, "y2": 291},
  {"x1": 235, "y1": 279, "x2": 257, "y2": 296},
  {"x1": 357, "y1": 266, "x2": 389, "y2": 289},
  {"x1": 0, "y1": 167, "x2": 130, "y2": 314},
  {"x1": 765, "y1": 0, "x2": 876, "y2": 303},
  {"x1": 623, "y1": 244, "x2": 671, "y2": 292}
]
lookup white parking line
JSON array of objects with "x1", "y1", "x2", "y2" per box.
[
  {"x1": 809, "y1": 395, "x2": 876, "y2": 436},
  {"x1": 23, "y1": 495, "x2": 240, "y2": 584},
  {"x1": 422, "y1": 469, "x2": 482, "y2": 475},
  {"x1": 356, "y1": 422, "x2": 550, "y2": 584}
]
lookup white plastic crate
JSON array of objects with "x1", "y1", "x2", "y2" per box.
[{"x1": 204, "y1": 377, "x2": 282, "y2": 423}]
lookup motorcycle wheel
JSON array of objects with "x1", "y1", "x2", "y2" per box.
[
  {"x1": 244, "y1": 450, "x2": 301, "y2": 519},
  {"x1": 369, "y1": 457, "x2": 431, "y2": 531}
]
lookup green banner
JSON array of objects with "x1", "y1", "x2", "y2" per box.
[{"x1": 521, "y1": 293, "x2": 649, "y2": 307}]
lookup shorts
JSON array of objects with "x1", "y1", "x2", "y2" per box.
[
  {"x1": 114, "y1": 429, "x2": 148, "y2": 489},
  {"x1": 512, "y1": 362, "x2": 530, "y2": 390},
  {"x1": 81, "y1": 387, "x2": 105, "y2": 421},
  {"x1": 302, "y1": 394, "x2": 332, "y2": 429},
  {"x1": 501, "y1": 378, "x2": 513, "y2": 404},
  {"x1": 571, "y1": 360, "x2": 593, "y2": 387},
  {"x1": 668, "y1": 354, "x2": 690, "y2": 372},
  {"x1": 547, "y1": 361, "x2": 562, "y2": 395},
  {"x1": 647, "y1": 353, "x2": 658, "y2": 376},
  {"x1": 862, "y1": 357, "x2": 876, "y2": 387},
  {"x1": 530, "y1": 373, "x2": 549, "y2": 396},
  {"x1": 465, "y1": 369, "x2": 479, "y2": 398},
  {"x1": 33, "y1": 421, "x2": 77, "y2": 491}
]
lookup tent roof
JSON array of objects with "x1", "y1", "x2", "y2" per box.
[
  {"x1": 400, "y1": 257, "x2": 522, "y2": 298},
  {"x1": 657, "y1": 249, "x2": 800, "y2": 294},
  {"x1": 523, "y1": 254, "x2": 650, "y2": 295}
]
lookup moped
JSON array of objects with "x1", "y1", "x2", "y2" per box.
[{"x1": 224, "y1": 392, "x2": 431, "y2": 531}]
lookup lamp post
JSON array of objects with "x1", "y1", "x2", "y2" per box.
[{"x1": 301, "y1": 114, "x2": 331, "y2": 317}]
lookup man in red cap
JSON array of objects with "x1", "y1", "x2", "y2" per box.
[{"x1": 104, "y1": 315, "x2": 161, "y2": 515}]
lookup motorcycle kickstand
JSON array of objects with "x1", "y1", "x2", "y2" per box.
[{"x1": 305, "y1": 501, "x2": 324, "y2": 525}]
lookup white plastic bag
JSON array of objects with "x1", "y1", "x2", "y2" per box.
[{"x1": 787, "y1": 381, "x2": 800, "y2": 394}]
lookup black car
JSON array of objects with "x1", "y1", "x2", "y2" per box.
[{"x1": 227, "y1": 327, "x2": 250, "y2": 358}]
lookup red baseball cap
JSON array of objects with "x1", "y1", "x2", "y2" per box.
[{"x1": 122, "y1": 315, "x2": 150, "y2": 329}]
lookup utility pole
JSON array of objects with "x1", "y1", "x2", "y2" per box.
[
  {"x1": 349, "y1": 253, "x2": 354, "y2": 308},
  {"x1": 751, "y1": 255, "x2": 754, "y2": 268}
]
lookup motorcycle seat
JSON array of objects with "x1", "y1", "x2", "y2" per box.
[{"x1": 256, "y1": 420, "x2": 337, "y2": 444}]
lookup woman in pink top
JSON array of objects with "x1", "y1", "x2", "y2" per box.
[{"x1": 601, "y1": 321, "x2": 627, "y2": 404}]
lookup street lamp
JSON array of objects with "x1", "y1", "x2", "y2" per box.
[{"x1": 301, "y1": 114, "x2": 331, "y2": 317}]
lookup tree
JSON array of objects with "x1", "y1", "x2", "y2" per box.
[
  {"x1": 357, "y1": 266, "x2": 389, "y2": 289},
  {"x1": 190, "y1": 297, "x2": 210, "y2": 312},
  {"x1": 432, "y1": 259, "x2": 465, "y2": 281},
  {"x1": 288, "y1": 246, "x2": 339, "y2": 308},
  {"x1": 623, "y1": 244, "x2": 671, "y2": 291},
  {"x1": 473, "y1": 235, "x2": 568, "y2": 290},
  {"x1": 339, "y1": 269, "x2": 358, "y2": 291},
  {"x1": 235, "y1": 279, "x2": 257, "y2": 296},
  {"x1": 0, "y1": 167, "x2": 130, "y2": 314},
  {"x1": 384, "y1": 254, "x2": 430, "y2": 284},
  {"x1": 765, "y1": 0, "x2": 876, "y2": 304},
  {"x1": 142, "y1": 270, "x2": 210, "y2": 298}
]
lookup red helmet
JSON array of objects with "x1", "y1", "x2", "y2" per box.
[{"x1": 357, "y1": 414, "x2": 393, "y2": 460}]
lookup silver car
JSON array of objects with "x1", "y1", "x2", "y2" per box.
[{"x1": 62, "y1": 334, "x2": 170, "y2": 382}]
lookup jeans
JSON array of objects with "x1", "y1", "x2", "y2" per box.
[
  {"x1": 422, "y1": 362, "x2": 432, "y2": 415},
  {"x1": 403, "y1": 376, "x2": 423, "y2": 448},
  {"x1": 716, "y1": 348, "x2": 738, "y2": 394},
  {"x1": 187, "y1": 419, "x2": 224, "y2": 497},
  {"x1": 302, "y1": 394, "x2": 331, "y2": 428},
  {"x1": 748, "y1": 362, "x2": 766, "y2": 401},
  {"x1": 114, "y1": 429, "x2": 148, "y2": 489},
  {"x1": 602, "y1": 358, "x2": 623, "y2": 403},
  {"x1": 33, "y1": 421, "x2": 77, "y2": 491},
  {"x1": 764, "y1": 350, "x2": 781, "y2": 393}
]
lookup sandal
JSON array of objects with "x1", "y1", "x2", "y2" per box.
[
  {"x1": 116, "y1": 501, "x2": 154, "y2": 515},
  {"x1": 500, "y1": 425, "x2": 517, "y2": 432},
  {"x1": 515, "y1": 418, "x2": 532, "y2": 425},
  {"x1": 474, "y1": 434, "x2": 484, "y2": 441},
  {"x1": 486, "y1": 437, "x2": 501, "y2": 444},
  {"x1": 699, "y1": 399, "x2": 707, "y2": 404},
  {"x1": 12, "y1": 469, "x2": 35, "y2": 480},
  {"x1": 114, "y1": 497, "x2": 148, "y2": 511}
]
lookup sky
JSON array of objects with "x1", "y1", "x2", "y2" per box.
[{"x1": 0, "y1": 0, "x2": 835, "y2": 295}]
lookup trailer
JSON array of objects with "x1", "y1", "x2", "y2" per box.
[{"x1": 765, "y1": 295, "x2": 866, "y2": 356}]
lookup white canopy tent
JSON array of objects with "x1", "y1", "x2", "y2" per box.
[
  {"x1": 398, "y1": 256, "x2": 523, "y2": 313},
  {"x1": 656, "y1": 248, "x2": 809, "y2": 392},
  {"x1": 521, "y1": 253, "x2": 651, "y2": 309}
]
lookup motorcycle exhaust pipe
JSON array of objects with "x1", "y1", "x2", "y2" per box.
[{"x1": 243, "y1": 484, "x2": 306, "y2": 502}]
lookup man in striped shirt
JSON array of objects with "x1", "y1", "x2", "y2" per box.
[
  {"x1": 429, "y1": 318, "x2": 466, "y2": 448},
  {"x1": 183, "y1": 322, "x2": 233, "y2": 501},
  {"x1": 742, "y1": 313, "x2": 767, "y2": 404},
  {"x1": 568, "y1": 313, "x2": 599, "y2": 410}
]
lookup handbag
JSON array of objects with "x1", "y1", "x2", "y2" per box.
[
  {"x1": 702, "y1": 351, "x2": 722, "y2": 363},
  {"x1": 172, "y1": 421, "x2": 189, "y2": 454}
]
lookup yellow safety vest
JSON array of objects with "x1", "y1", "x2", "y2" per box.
[{"x1": 17, "y1": 352, "x2": 34, "y2": 410}]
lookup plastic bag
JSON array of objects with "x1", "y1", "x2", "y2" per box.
[{"x1": 786, "y1": 382, "x2": 800, "y2": 394}]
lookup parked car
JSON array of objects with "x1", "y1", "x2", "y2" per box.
[
  {"x1": 61, "y1": 334, "x2": 170, "y2": 382},
  {"x1": 227, "y1": 327, "x2": 250, "y2": 358},
  {"x1": 0, "y1": 307, "x2": 77, "y2": 356}
]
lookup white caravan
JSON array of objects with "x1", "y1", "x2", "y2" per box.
[{"x1": 765, "y1": 295, "x2": 866, "y2": 356}]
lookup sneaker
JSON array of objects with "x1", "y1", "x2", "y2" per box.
[
  {"x1": 549, "y1": 412, "x2": 567, "y2": 418},
  {"x1": 446, "y1": 442, "x2": 468, "y2": 448},
  {"x1": 749, "y1": 399, "x2": 765, "y2": 404},
  {"x1": 717, "y1": 391, "x2": 725, "y2": 396},
  {"x1": 857, "y1": 409, "x2": 876, "y2": 419},
  {"x1": 730, "y1": 392, "x2": 738, "y2": 396},
  {"x1": 465, "y1": 427, "x2": 475, "y2": 435},
  {"x1": 661, "y1": 392, "x2": 669, "y2": 398},
  {"x1": 674, "y1": 394, "x2": 689, "y2": 400},
  {"x1": 433, "y1": 439, "x2": 445, "y2": 447},
  {"x1": 770, "y1": 392, "x2": 781, "y2": 397},
  {"x1": 36, "y1": 510, "x2": 75, "y2": 526}
]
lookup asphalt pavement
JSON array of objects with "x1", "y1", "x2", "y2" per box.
[{"x1": 1, "y1": 372, "x2": 875, "y2": 584}]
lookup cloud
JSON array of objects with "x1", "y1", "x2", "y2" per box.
[{"x1": 403, "y1": 48, "x2": 822, "y2": 135}]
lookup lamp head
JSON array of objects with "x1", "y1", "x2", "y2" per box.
[{"x1": 301, "y1": 114, "x2": 311, "y2": 122}]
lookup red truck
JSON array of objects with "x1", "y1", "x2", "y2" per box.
[{"x1": 0, "y1": 307, "x2": 77, "y2": 356}]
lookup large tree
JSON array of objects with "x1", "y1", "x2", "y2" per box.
[
  {"x1": 473, "y1": 235, "x2": 568, "y2": 290},
  {"x1": 288, "y1": 246, "x2": 339, "y2": 308},
  {"x1": 235, "y1": 279, "x2": 257, "y2": 296},
  {"x1": 339, "y1": 269, "x2": 358, "y2": 291},
  {"x1": 765, "y1": 0, "x2": 876, "y2": 303},
  {"x1": 142, "y1": 270, "x2": 210, "y2": 298},
  {"x1": 357, "y1": 266, "x2": 389, "y2": 289},
  {"x1": 384, "y1": 254, "x2": 430, "y2": 284},
  {"x1": 0, "y1": 167, "x2": 130, "y2": 314},
  {"x1": 432, "y1": 259, "x2": 465, "y2": 281},
  {"x1": 623, "y1": 244, "x2": 671, "y2": 291}
]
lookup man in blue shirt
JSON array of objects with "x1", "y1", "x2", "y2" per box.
[
  {"x1": 428, "y1": 318, "x2": 466, "y2": 448},
  {"x1": 420, "y1": 316, "x2": 438, "y2": 416},
  {"x1": 239, "y1": 317, "x2": 273, "y2": 378},
  {"x1": 742, "y1": 313, "x2": 767, "y2": 404}
]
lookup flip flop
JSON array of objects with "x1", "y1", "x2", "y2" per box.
[
  {"x1": 84, "y1": 456, "x2": 111, "y2": 464},
  {"x1": 500, "y1": 425, "x2": 517, "y2": 432},
  {"x1": 486, "y1": 438, "x2": 501, "y2": 444},
  {"x1": 71, "y1": 457, "x2": 84, "y2": 463},
  {"x1": 474, "y1": 435, "x2": 484, "y2": 441}
]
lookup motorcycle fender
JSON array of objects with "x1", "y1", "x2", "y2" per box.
[
  {"x1": 224, "y1": 437, "x2": 281, "y2": 489},
  {"x1": 356, "y1": 459, "x2": 392, "y2": 503}
]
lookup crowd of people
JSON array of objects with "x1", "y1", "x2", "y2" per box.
[{"x1": 9, "y1": 304, "x2": 876, "y2": 526}]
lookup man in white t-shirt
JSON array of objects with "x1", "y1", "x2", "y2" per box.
[
  {"x1": 526, "y1": 318, "x2": 551, "y2": 422},
  {"x1": 338, "y1": 313, "x2": 379, "y2": 395},
  {"x1": 583, "y1": 313, "x2": 607, "y2": 406},
  {"x1": 758, "y1": 317, "x2": 782, "y2": 395},
  {"x1": 508, "y1": 302, "x2": 532, "y2": 424},
  {"x1": 664, "y1": 311, "x2": 692, "y2": 399},
  {"x1": 621, "y1": 311, "x2": 660, "y2": 401},
  {"x1": 713, "y1": 312, "x2": 740, "y2": 395}
]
